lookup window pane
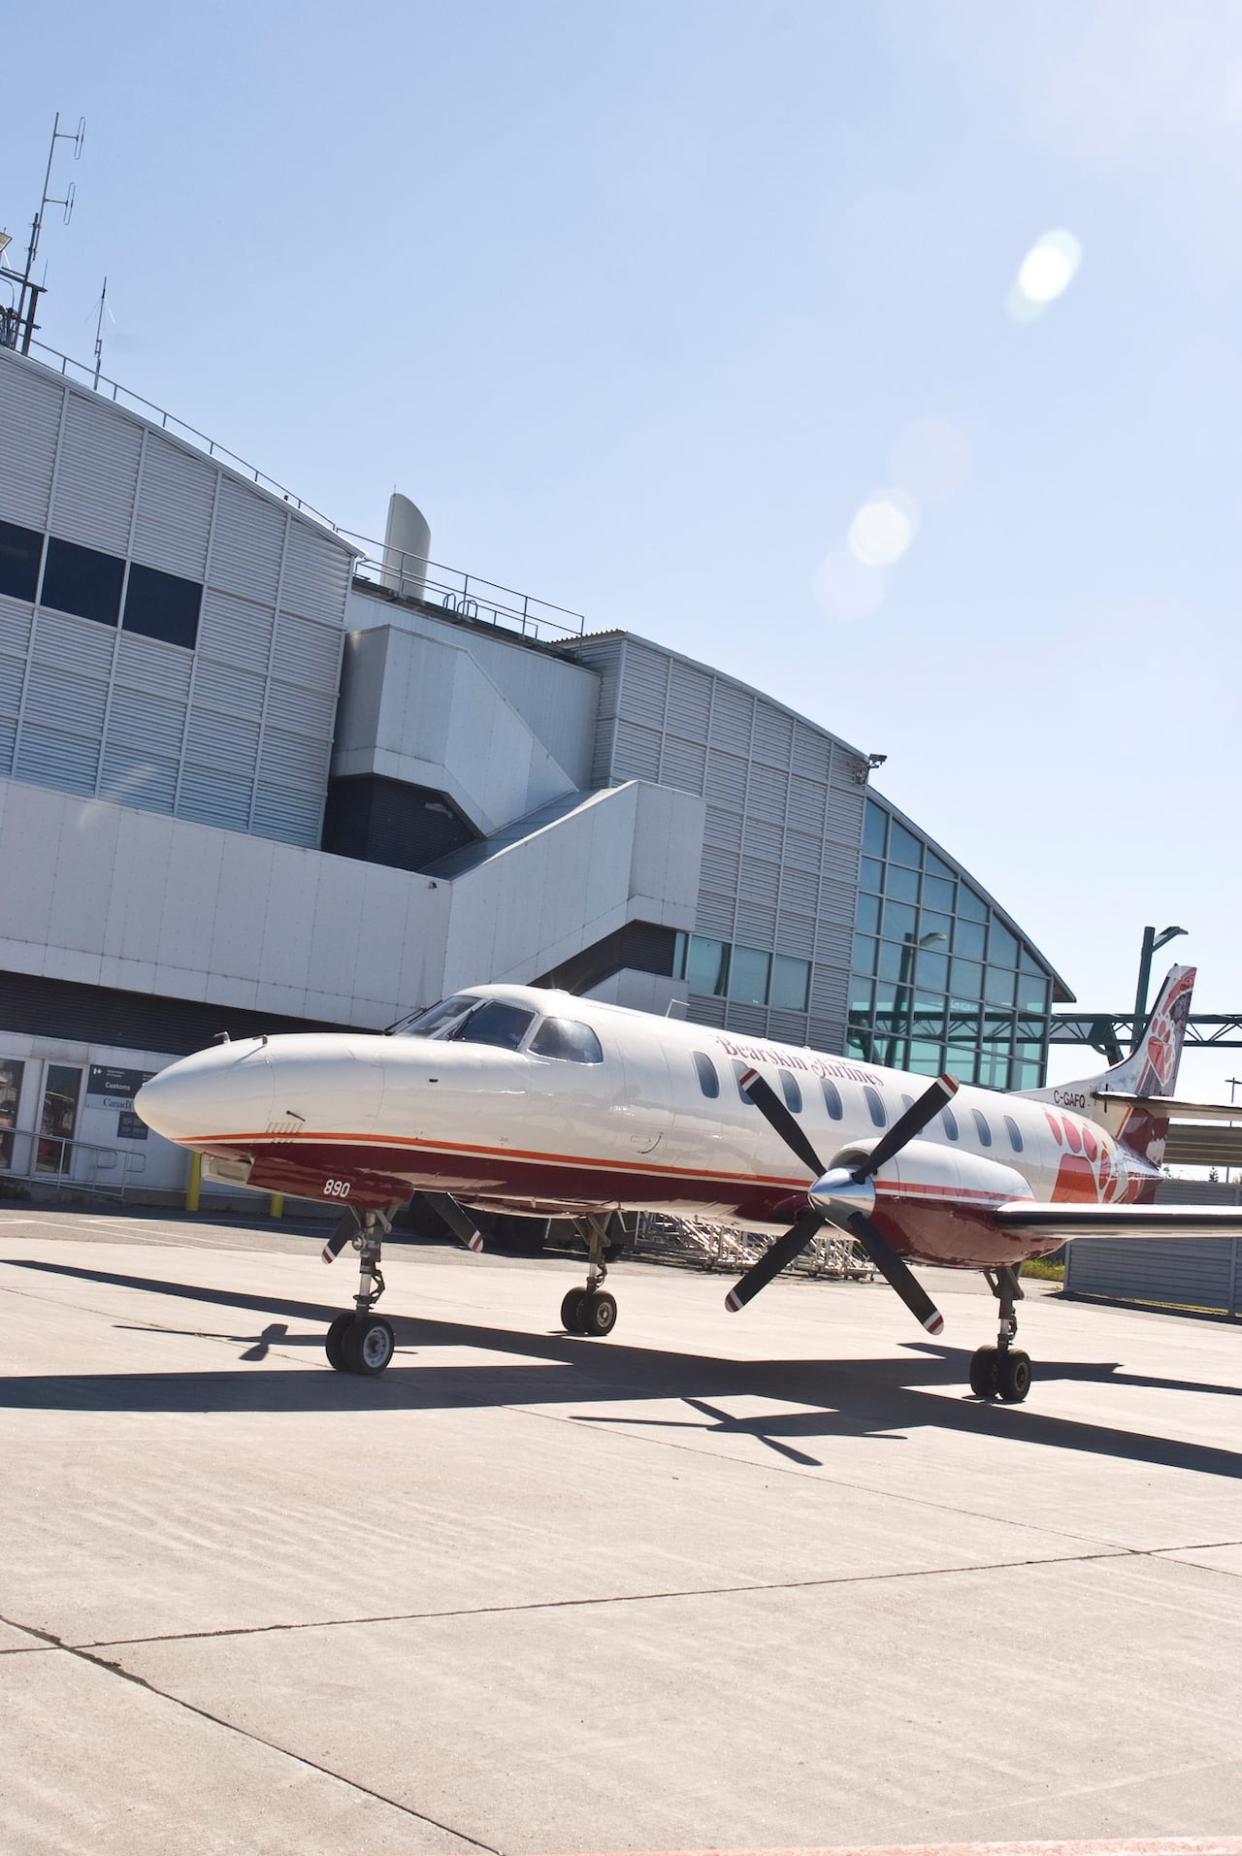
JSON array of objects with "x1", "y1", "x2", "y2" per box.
[
  {"x1": 920, "y1": 910, "x2": 952, "y2": 942},
  {"x1": 692, "y1": 1052, "x2": 719, "y2": 1098},
  {"x1": 393, "y1": 994, "x2": 475, "y2": 1038},
  {"x1": 941, "y1": 1105, "x2": 959, "y2": 1140},
  {"x1": 672, "y1": 931, "x2": 687, "y2": 979},
  {"x1": 922, "y1": 873, "x2": 955, "y2": 912},
  {"x1": 855, "y1": 892, "x2": 880, "y2": 935},
  {"x1": 821, "y1": 1078, "x2": 844, "y2": 1120},
  {"x1": 454, "y1": 1001, "x2": 534, "y2": 1050},
  {"x1": 771, "y1": 954, "x2": 810, "y2": 1011},
  {"x1": 123, "y1": 562, "x2": 201, "y2": 650},
  {"x1": 1004, "y1": 1115, "x2": 1024, "y2": 1153},
  {"x1": 950, "y1": 957, "x2": 980, "y2": 1002},
  {"x1": 889, "y1": 821, "x2": 922, "y2": 866},
  {"x1": 988, "y1": 919, "x2": 1019, "y2": 968},
  {"x1": 882, "y1": 899, "x2": 917, "y2": 940},
  {"x1": 728, "y1": 945, "x2": 770, "y2": 1005},
  {"x1": 846, "y1": 1030, "x2": 872, "y2": 1063},
  {"x1": 850, "y1": 976, "x2": 874, "y2": 1014},
  {"x1": 909, "y1": 1040, "x2": 943, "y2": 1075},
  {"x1": 1014, "y1": 1058, "x2": 1043, "y2": 1089},
  {"x1": 877, "y1": 940, "x2": 906, "y2": 982},
  {"x1": 915, "y1": 949, "x2": 948, "y2": 991},
  {"x1": 925, "y1": 849, "x2": 954, "y2": 881},
  {"x1": 778, "y1": 1070, "x2": 802, "y2": 1113},
  {"x1": 41, "y1": 537, "x2": 124, "y2": 628},
  {"x1": 0, "y1": 519, "x2": 43, "y2": 603},
  {"x1": 0, "y1": 1056, "x2": 24, "y2": 1171},
  {"x1": 985, "y1": 965, "x2": 1016, "y2": 1007},
  {"x1": 529, "y1": 1017, "x2": 603, "y2": 1063},
  {"x1": 954, "y1": 918, "x2": 986, "y2": 960},
  {"x1": 973, "y1": 1108, "x2": 993, "y2": 1147},
  {"x1": 886, "y1": 863, "x2": 919, "y2": 904},
  {"x1": 863, "y1": 1085, "x2": 887, "y2": 1127},
  {"x1": 958, "y1": 884, "x2": 987, "y2": 923},
  {"x1": 687, "y1": 936, "x2": 728, "y2": 995},
  {"x1": 1017, "y1": 973, "x2": 1050, "y2": 1014},
  {"x1": 863, "y1": 800, "x2": 887, "y2": 855},
  {"x1": 851, "y1": 934, "x2": 878, "y2": 976},
  {"x1": 860, "y1": 855, "x2": 884, "y2": 892}
]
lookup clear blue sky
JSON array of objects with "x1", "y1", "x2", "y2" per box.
[{"x1": 4, "y1": 0, "x2": 1240, "y2": 1097}]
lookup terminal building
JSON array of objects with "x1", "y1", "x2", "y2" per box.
[{"x1": 0, "y1": 337, "x2": 1071, "y2": 1199}]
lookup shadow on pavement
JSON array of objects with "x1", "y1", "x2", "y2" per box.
[{"x1": 3, "y1": 1255, "x2": 1242, "y2": 1482}]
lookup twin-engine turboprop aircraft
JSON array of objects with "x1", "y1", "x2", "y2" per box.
[{"x1": 135, "y1": 963, "x2": 1242, "y2": 1401}]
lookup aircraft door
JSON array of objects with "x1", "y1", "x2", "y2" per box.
[{"x1": 616, "y1": 1029, "x2": 673, "y2": 1156}]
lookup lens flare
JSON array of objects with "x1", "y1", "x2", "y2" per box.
[
  {"x1": 847, "y1": 491, "x2": 919, "y2": 567},
  {"x1": 1007, "y1": 229, "x2": 1082, "y2": 321},
  {"x1": 811, "y1": 549, "x2": 887, "y2": 624}
]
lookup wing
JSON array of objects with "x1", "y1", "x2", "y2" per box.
[{"x1": 995, "y1": 1202, "x2": 1242, "y2": 1241}]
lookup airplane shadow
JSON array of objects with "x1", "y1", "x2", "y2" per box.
[{"x1": 3, "y1": 1256, "x2": 1242, "y2": 1484}]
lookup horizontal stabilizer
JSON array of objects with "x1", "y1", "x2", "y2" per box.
[{"x1": 1094, "y1": 1092, "x2": 1242, "y2": 1123}]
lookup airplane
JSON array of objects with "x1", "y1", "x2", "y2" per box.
[{"x1": 134, "y1": 962, "x2": 1242, "y2": 1403}]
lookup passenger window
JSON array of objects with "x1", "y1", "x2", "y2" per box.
[
  {"x1": 973, "y1": 1108, "x2": 992, "y2": 1148},
  {"x1": 692, "y1": 1051, "x2": 720, "y2": 1098},
  {"x1": 863, "y1": 1085, "x2": 887, "y2": 1128},
  {"x1": 1004, "y1": 1114, "x2": 1024, "y2": 1154},
  {"x1": 733, "y1": 1061, "x2": 758, "y2": 1106},
  {"x1": 942, "y1": 1106, "x2": 959, "y2": 1140},
  {"x1": 530, "y1": 1017, "x2": 604, "y2": 1064},
  {"x1": 901, "y1": 1094, "x2": 914, "y2": 1112},
  {"x1": 453, "y1": 1002, "x2": 534, "y2": 1051},
  {"x1": 778, "y1": 1070, "x2": 802, "y2": 1114},
  {"x1": 821, "y1": 1078, "x2": 844, "y2": 1120}
]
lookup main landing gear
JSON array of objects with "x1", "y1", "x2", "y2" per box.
[
  {"x1": 970, "y1": 1266, "x2": 1032, "y2": 1403},
  {"x1": 560, "y1": 1214, "x2": 618, "y2": 1338},
  {"x1": 324, "y1": 1207, "x2": 396, "y2": 1375}
]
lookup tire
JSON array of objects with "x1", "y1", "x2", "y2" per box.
[
  {"x1": 969, "y1": 1346, "x2": 998, "y2": 1398},
  {"x1": 996, "y1": 1350, "x2": 1032, "y2": 1404},
  {"x1": 325, "y1": 1312, "x2": 354, "y2": 1372},
  {"x1": 579, "y1": 1290, "x2": 618, "y2": 1338},
  {"x1": 341, "y1": 1314, "x2": 395, "y2": 1376},
  {"x1": 560, "y1": 1288, "x2": 586, "y2": 1334}
]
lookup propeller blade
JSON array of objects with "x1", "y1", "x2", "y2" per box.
[
  {"x1": 416, "y1": 1191, "x2": 484, "y2": 1253},
  {"x1": 846, "y1": 1211, "x2": 944, "y2": 1335},
  {"x1": 320, "y1": 1209, "x2": 358, "y2": 1265},
  {"x1": 725, "y1": 1207, "x2": 825, "y2": 1311},
  {"x1": 738, "y1": 1068, "x2": 827, "y2": 1177},
  {"x1": 858, "y1": 1073, "x2": 959, "y2": 1179}
]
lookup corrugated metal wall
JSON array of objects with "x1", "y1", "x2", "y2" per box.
[
  {"x1": 576, "y1": 632, "x2": 868, "y2": 1052},
  {"x1": 1065, "y1": 1181, "x2": 1242, "y2": 1318},
  {"x1": 0, "y1": 348, "x2": 352, "y2": 848}
]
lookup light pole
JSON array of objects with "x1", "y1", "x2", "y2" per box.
[
  {"x1": 1131, "y1": 924, "x2": 1187, "y2": 1051},
  {"x1": 1226, "y1": 1077, "x2": 1241, "y2": 1188}
]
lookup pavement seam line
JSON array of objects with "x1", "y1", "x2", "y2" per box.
[
  {"x1": 0, "y1": 1610, "x2": 502, "y2": 1855},
  {"x1": 79, "y1": 1546, "x2": 1134, "y2": 1651}
]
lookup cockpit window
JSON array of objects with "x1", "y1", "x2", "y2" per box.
[
  {"x1": 452, "y1": 1001, "x2": 535, "y2": 1051},
  {"x1": 390, "y1": 994, "x2": 476, "y2": 1039},
  {"x1": 530, "y1": 1017, "x2": 604, "y2": 1064}
]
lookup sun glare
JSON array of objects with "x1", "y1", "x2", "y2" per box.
[{"x1": 1007, "y1": 229, "x2": 1082, "y2": 321}]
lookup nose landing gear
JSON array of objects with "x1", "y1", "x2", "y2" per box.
[
  {"x1": 561, "y1": 1214, "x2": 619, "y2": 1337},
  {"x1": 323, "y1": 1207, "x2": 395, "y2": 1374},
  {"x1": 970, "y1": 1266, "x2": 1031, "y2": 1402}
]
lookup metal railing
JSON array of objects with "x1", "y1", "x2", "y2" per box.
[
  {"x1": 0, "y1": 1127, "x2": 148, "y2": 1202},
  {"x1": 349, "y1": 535, "x2": 586, "y2": 642},
  {"x1": 632, "y1": 1214, "x2": 876, "y2": 1281},
  {"x1": 14, "y1": 338, "x2": 588, "y2": 644}
]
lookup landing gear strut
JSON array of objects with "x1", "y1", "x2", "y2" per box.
[
  {"x1": 560, "y1": 1215, "x2": 618, "y2": 1338},
  {"x1": 324, "y1": 1208, "x2": 396, "y2": 1375},
  {"x1": 970, "y1": 1266, "x2": 1031, "y2": 1403}
]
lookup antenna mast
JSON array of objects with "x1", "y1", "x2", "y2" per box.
[
  {"x1": 8, "y1": 111, "x2": 86, "y2": 355},
  {"x1": 92, "y1": 275, "x2": 108, "y2": 388}
]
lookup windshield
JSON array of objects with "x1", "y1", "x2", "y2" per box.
[
  {"x1": 451, "y1": 1001, "x2": 535, "y2": 1051},
  {"x1": 388, "y1": 995, "x2": 477, "y2": 1039}
]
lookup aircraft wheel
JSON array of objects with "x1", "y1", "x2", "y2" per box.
[
  {"x1": 341, "y1": 1314, "x2": 395, "y2": 1376},
  {"x1": 579, "y1": 1290, "x2": 618, "y2": 1338},
  {"x1": 325, "y1": 1312, "x2": 354, "y2": 1372},
  {"x1": 996, "y1": 1349, "x2": 1032, "y2": 1404},
  {"x1": 969, "y1": 1346, "x2": 999, "y2": 1398},
  {"x1": 560, "y1": 1288, "x2": 586, "y2": 1333}
]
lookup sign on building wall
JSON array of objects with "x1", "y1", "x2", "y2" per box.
[{"x1": 87, "y1": 1066, "x2": 153, "y2": 1110}]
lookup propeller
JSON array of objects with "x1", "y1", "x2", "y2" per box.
[
  {"x1": 415, "y1": 1191, "x2": 485, "y2": 1253},
  {"x1": 725, "y1": 1066, "x2": 956, "y2": 1335},
  {"x1": 321, "y1": 1208, "x2": 359, "y2": 1264}
]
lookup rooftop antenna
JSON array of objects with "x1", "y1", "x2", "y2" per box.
[
  {"x1": 13, "y1": 111, "x2": 86, "y2": 355},
  {"x1": 91, "y1": 275, "x2": 108, "y2": 388}
]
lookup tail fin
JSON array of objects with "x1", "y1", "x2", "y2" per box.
[{"x1": 1026, "y1": 964, "x2": 1195, "y2": 1164}]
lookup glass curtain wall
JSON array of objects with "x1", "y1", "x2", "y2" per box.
[{"x1": 849, "y1": 800, "x2": 1051, "y2": 1087}]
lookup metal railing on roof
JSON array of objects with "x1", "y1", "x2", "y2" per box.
[
  {"x1": 13, "y1": 337, "x2": 588, "y2": 644},
  {"x1": 348, "y1": 535, "x2": 586, "y2": 642}
]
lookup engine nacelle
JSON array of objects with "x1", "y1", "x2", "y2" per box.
[{"x1": 828, "y1": 1137, "x2": 1039, "y2": 1269}]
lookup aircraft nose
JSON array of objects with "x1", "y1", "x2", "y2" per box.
[{"x1": 136, "y1": 1042, "x2": 274, "y2": 1143}]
